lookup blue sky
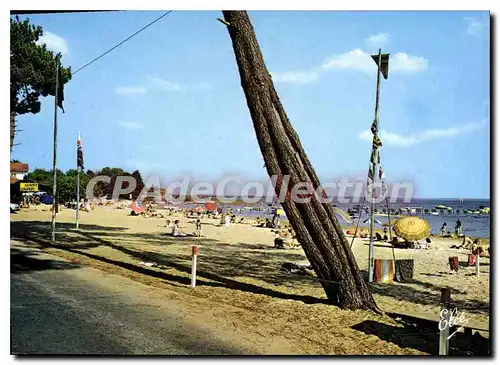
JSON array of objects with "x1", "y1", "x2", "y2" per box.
[{"x1": 11, "y1": 11, "x2": 490, "y2": 198}]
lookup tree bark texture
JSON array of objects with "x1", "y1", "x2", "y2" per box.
[{"x1": 222, "y1": 11, "x2": 380, "y2": 311}]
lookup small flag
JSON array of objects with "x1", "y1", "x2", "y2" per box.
[
  {"x1": 371, "y1": 119, "x2": 378, "y2": 135},
  {"x1": 370, "y1": 149, "x2": 379, "y2": 165},
  {"x1": 373, "y1": 136, "x2": 383, "y2": 149},
  {"x1": 371, "y1": 53, "x2": 390, "y2": 80},
  {"x1": 368, "y1": 164, "x2": 375, "y2": 181},
  {"x1": 77, "y1": 132, "x2": 84, "y2": 170},
  {"x1": 379, "y1": 166, "x2": 386, "y2": 179}
]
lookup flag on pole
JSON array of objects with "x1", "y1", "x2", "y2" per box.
[
  {"x1": 368, "y1": 164, "x2": 374, "y2": 182},
  {"x1": 77, "y1": 132, "x2": 84, "y2": 170},
  {"x1": 371, "y1": 119, "x2": 378, "y2": 135},
  {"x1": 371, "y1": 53, "x2": 390, "y2": 79},
  {"x1": 373, "y1": 135, "x2": 383, "y2": 149},
  {"x1": 379, "y1": 166, "x2": 386, "y2": 179}
]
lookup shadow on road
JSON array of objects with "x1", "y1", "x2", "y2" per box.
[{"x1": 11, "y1": 248, "x2": 80, "y2": 274}]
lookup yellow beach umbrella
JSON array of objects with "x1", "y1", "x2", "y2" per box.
[{"x1": 393, "y1": 216, "x2": 431, "y2": 241}]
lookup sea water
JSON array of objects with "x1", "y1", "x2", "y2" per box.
[{"x1": 174, "y1": 198, "x2": 491, "y2": 239}]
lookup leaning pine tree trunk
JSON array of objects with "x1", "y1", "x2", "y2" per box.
[{"x1": 222, "y1": 11, "x2": 380, "y2": 312}]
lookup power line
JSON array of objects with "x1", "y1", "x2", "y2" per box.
[
  {"x1": 11, "y1": 10, "x2": 118, "y2": 15},
  {"x1": 72, "y1": 11, "x2": 172, "y2": 76}
]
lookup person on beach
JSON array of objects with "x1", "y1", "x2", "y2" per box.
[
  {"x1": 195, "y1": 219, "x2": 201, "y2": 237},
  {"x1": 272, "y1": 213, "x2": 280, "y2": 228},
  {"x1": 172, "y1": 220, "x2": 186, "y2": 237},
  {"x1": 441, "y1": 222, "x2": 447, "y2": 236},
  {"x1": 382, "y1": 226, "x2": 389, "y2": 241},
  {"x1": 455, "y1": 219, "x2": 463, "y2": 236}
]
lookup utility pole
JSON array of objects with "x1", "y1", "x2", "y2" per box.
[
  {"x1": 51, "y1": 60, "x2": 59, "y2": 243},
  {"x1": 76, "y1": 131, "x2": 80, "y2": 229}
]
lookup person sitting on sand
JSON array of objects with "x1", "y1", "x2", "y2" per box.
[
  {"x1": 382, "y1": 227, "x2": 389, "y2": 240},
  {"x1": 443, "y1": 231, "x2": 453, "y2": 238},
  {"x1": 451, "y1": 235, "x2": 472, "y2": 249},
  {"x1": 172, "y1": 220, "x2": 186, "y2": 237},
  {"x1": 440, "y1": 222, "x2": 447, "y2": 236},
  {"x1": 165, "y1": 219, "x2": 172, "y2": 228},
  {"x1": 472, "y1": 244, "x2": 484, "y2": 256},
  {"x1": 375, "y1": 232, "x2": 383, "y2": 241},
  {"x1": 359, "y1": 230, "x2": 368, "y2": 239}
]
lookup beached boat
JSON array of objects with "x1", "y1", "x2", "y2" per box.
[
  {"x1": 479, "y1": 206, "x2": 490, "y2": 214},
  {"x1": 435, "y1": 204, "x2": 449, "y2": 210}
]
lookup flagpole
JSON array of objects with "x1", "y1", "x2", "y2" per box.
[
  {"x1": 368, "y1": 48, "x2": 382, "y2": 283},
  {"x1": 76, "y1": 131, "x2": 80, "y2": 229},
  {"x1": 51, "y1": 59, "x2": 60, "y2": 243}
]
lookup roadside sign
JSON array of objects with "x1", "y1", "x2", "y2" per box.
[{"x1": 20, "y1": 182, "x2": 39, "y2": 192}]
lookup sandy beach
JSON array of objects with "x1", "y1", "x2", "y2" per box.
[{"x1": 10, "y1": 203, "x2": 490, "y2": 354}]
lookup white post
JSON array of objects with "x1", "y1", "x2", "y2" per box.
[
  {"x1": 476, "y1": 252, "x2": 480, "y2": 277},
  {"x1": 439, "y1": 306, "x2": 451, "y2": 355},
  {"x1": 191, "y1": 245, "x2": 198, "y2": 287},
  {"x1": 439, "y1": 288, "x2": 451, "y2": 356}
]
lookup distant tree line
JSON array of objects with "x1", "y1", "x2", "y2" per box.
[{"x1": 25, "y1": 167, "x2": 145, "y2": 202}]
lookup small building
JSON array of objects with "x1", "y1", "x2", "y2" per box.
[{"x1": 10, "y1": 162, "x2": 29, "y2": 182}]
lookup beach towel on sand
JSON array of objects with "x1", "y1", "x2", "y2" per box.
[
  {"x1": 394, "y1": 259, "x2": 414, "y2": 283},
  {"x1": 449, "y1": 256, "x2": 460, "y2": 272}
]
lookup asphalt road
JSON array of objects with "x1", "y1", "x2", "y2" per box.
[{"x1": 11, "y1": 241, "x2": 253, "y2": 355}]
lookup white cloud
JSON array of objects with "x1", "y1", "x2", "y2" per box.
[
  {"x1": 367, "y1": 33, "x2": 389, "y2": 47},
  {"x1": 322, "y1": 49, "x2": 428, "y2": 74},
  {"x1": 391, "y1": 52, "x2": 429, "y2": 72},
  {"x1": 359, "y1": 122, "x2": 483, "y2": 147},
  {"x1": 321, "y1": 49, "x2": 374, "y2": 73},
  {"x1": 115, "y1": 86, "x2": 147, "y2": 95},
  {"x1": 271, "y1": 70, "x2": 320, "y2": 84},
  {"x1": 36, "y1": 31, "x2": 68, "y2": 55},
  {"x1": 151, "y1": 77, "x2": 184, "y2": 91},
  {"x1": 465, "y1": 17, "x2": 487, "y2": 37},
  {"x1": 119, "y1": 122, "x2": 143, "y2": 130}
]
